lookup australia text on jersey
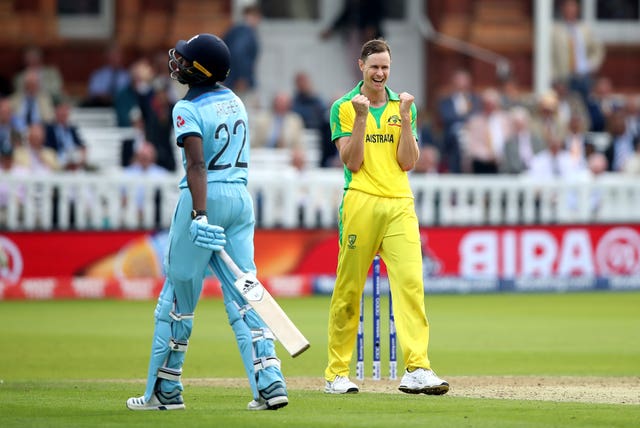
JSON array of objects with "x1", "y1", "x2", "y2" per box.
[{"x1": 366, "y1": 134, "x2": 395, "y2": 143}]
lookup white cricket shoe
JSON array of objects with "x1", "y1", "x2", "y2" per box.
[
  {"x1": 246, "y1": 396, "x2": 288, "y2": 411},
  {"x1": 247, "y1": 381, "x2": 289, "y2": 410},
  {"x1": 324, "y1": 375, "x2": 359, "y2": 394},
  {"x1": 126, "y1": 390, "x2": 185, "y2": 411},
  {"x1": 247, "y1": 398, "x2": 269, "y2": 411},
  {"x1": 398, "y1": 368, "x2": 449, "y2": 395}
]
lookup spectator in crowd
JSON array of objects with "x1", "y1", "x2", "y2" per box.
[
  {"x1": 291, "y1": 71, "x2": 329, "y2": 167},
  {"x1": 588, "y1": 151, "x2": 608, "y2": 175},
  {"x1": 501, "y1": 106, "x2": 545, "y2": 174},
  {"x1": 585, "y1": 76, "x2": 616, "y2": 132},
  {"x1": 498, "y1": 75, "x2": 529, "y2": 110},
  {"x1": 586, "y1": 151, "x2": 608, "y2": 217},
  {"x1": 623, "y1": 94, "x2": 640, "y2": 140},
  {"x1": 462, "y1": 88, "x2": 512, "y2": 174},
  {"x1": 122, "y1": 141, "x2": 169, "y2": 228},
  {"x1": 411, "y1": 143, "x2": 441, "y2": 225},
  {"x1": 13, "y1": 46, "x2": 63, "y2": 101},
  {"x1": 320, "y1": 0, "x2": 386, "y2": 81},
  {"x1": 146, "y1": 85, "x2": 177, "y2": 172},
  {"x1": 563, "y1": 112, "x2": 595, "y2": 165},
  {"x1": 13, "y1": 123, "x2": 60, "y2": 173},
  {"x1": 437, "y1": 68, "x2": 481, "y2": 173},
  {"x1": 0, "y1": 96, "x2": 24, "y2": 152},
  {"x1": 551, "y1": 0, "x2": 605, "y2": 102},
  {"x1": 527, "y1": 130, "x2": 587, "y2": 179},
  {"x1": 417, "y1": 108, "x2": 440, "y2": 151},
  {"x1": 0, "y1": 144, "x2": 29, "y2": 226},
  {"x1": 10, "y1": 68, "x2": 55, "y2": 128},
  {"x1": 150, "y1": 50, "x2": 186, "y2": 104},
  {"x1": 44, "y1": 97, "x2": 88, "y2": 171},
  {"x1": 223, "y1": 4, "x2": 262, "y2": 107},
  {"x1": 527, "y1": 129, "x2": 589, "y2": 218},
  {"x1": 251, "y1": 91, "x2": 306, "y2": 170},
  {"x1": 530, "y1": 90, "x2": 567, "y2": 142},
  {"x1": 121, "y1": 107, "x2": 146, "y2": 168},
  {"x1": 319, "y1": 92, "x2": 344, "y2": 168},
  {"x1": 604, "y1": 110, "x2": 638, "y2": 172},
  {"x1": 115, "y1": 58, "x2": 176, "y2": 172},
  {"x1": 83, "y1": 43, "x2": 130, "y2": 107},
  {"x1": 114, "y1": 58, "x2": 155, "y2": 127},
  {"x1": 291, "y1": 71, "x2": 327, "y2": 132},
  {"x1": 413, "y1": 144, "x2": 440, "y2": 175},
  {"x1": 552, "y1": 78, "x2": 590, "y2": 132},
  {"x1": 622, "y1": 136, "x2": 640, "y2": 175}
]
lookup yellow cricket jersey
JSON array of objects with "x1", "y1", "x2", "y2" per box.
[{"x1": 330, "y1": 81, "x2": 418, "y2": 198}]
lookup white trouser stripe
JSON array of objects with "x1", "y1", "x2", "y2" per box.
[
  {"x1": 251, "y1": 328, "x2": 276, "y2": 342},
  {"x1": 238, "y1": 303, "x2": 252, "y2": 318},
  {"x1": 253, "y1": 356, "x2": 281, "y2": 372},
  {"x1": 157, "y1": 367, "x2": 182, "y2": 382},
  {"x1": 169, "y1": 311, "x2": 194, "y2": 322},
  {"x1": 169, "y1": 338, "x2": 188, "y2": 352}
]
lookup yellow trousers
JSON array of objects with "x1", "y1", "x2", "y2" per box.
[{"x1": 325, "y1": 189, "x2": 431, "y2": 381}]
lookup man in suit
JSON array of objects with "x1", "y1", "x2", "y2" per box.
[
  {"x1": 563, "y1": 112, "x2": 595, "y2": 165},
  {"x1": 83, "y1": 43, "x2": 131, "y2": 107},
  {"x1": 251, "y1": 91, "x2": 306, "y2": 170},
  {"x1": 13, "y1": 123, "x2": 59, "y2": 172},
  {"x1": 0, "y1": 96, "x2": 24, "y2": 153},
  {"x1": 604, "y1": 110, "x2": 638, "y2": 172},
  {"x1": 531, "y1": 90, "x2": 567, "y2": 144},
  {"x1": 10, "y1": 69, "x2": 55, "y2": 128},
  {"x1": 501, "y1": 106, "x2": 546, "y2": 174},
  {"x1": 437, "y1": 69, "x2": 481, "y2": 173},
  {"x1": 462, "y1": 88, "x2": 512, "y2": 174},
  {"x1": 585, "y1": 76, "x2": 616, "y2": 133},
  {"x1": 551, "y1": 0, "x2": 605, "y2": 102},
  {"x1": 13, "y1": 46, "x2": 63, "y2": 101},
  {"x1": 45, "y1": 98, "x2": 87, "y2": 171}
]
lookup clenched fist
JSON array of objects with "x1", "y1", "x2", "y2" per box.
[
  {"x1": 351, "y1": 94, "x2": 370, "y2": 117},
  {"x1": 399, "y1": 92, "x2": 414, "y2": 118}
]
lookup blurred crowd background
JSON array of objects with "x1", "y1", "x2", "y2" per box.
[{"x1": 0, "y1": 0, "x2": 639, "y2": 230}]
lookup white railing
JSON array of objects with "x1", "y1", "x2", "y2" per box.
[{"x1": 1, "y1": 169, "x2": 639, "y2": 231}]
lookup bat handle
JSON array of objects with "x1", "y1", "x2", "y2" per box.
[{"x1": 218, "y1": 249, "x2": 244, "y2": 279}]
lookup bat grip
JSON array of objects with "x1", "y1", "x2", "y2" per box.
[{"x1": 218, "y1": 249, "x2": 244, "y2": 279}]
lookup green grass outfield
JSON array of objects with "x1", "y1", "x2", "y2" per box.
[{"x1": 1, "y1": 292, "x2": 639, "y2": 427}]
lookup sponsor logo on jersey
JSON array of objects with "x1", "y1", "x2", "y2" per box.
[{"x1": 176, "y1": 116, "x2": 185, "y2": 128}]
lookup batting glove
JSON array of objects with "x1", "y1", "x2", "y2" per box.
[{"x1": 189, "y1": 215, "x2": 226, "y2": 251}]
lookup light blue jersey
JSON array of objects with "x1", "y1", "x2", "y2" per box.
[
  {"x1": 131, "y1": 34, "x2": 287, "y2": 411},
  {"x1": 172, "y1": 85, "x2": 250, "y2": 188}
]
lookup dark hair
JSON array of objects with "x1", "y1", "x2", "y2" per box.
[
  {"x1": 360, "y1": 39, "x2": 391, "y2": 62},
  {"x1": 243, "y1": 5, "x2": 261, "y2": 16}
]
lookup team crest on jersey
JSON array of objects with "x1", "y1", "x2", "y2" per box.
[
  {"x1": 347, "y1": 234, "x2": 357, "y2": 249},
  {"x1": 387, "y1": 114, "x2": 401, "y2": 127},
  {"x1": 176, "y1": 116, "x2": 186, "y2": 128}
]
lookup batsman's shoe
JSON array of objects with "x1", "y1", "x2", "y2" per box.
[
  {"x1": 248, "y1": 381, "x2": 289, "y2": 410},
  {"x1": 126, "y1": 390, "x2": 186, "y2": 411},
  {"x1": 398, "y1": 368, "x2": 449, "y2": 395},
  {"x1": 324, "y1": 375, "x2": 359, "y2": 394},
  {"x1": 247, "y1": 398, "x2": 269, "y2": 411}
]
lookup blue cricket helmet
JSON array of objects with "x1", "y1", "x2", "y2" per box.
[{"x1": 168, "y1": 33, "x2": 230, "y2": 85}]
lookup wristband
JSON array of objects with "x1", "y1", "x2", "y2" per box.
[{"x1": 191, "y1": 209, "x2": 207, "y2": 219}]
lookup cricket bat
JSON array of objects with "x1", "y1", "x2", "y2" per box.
[{"x1": 218, "y1": 249, "x2": 310, "y2": 358}]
